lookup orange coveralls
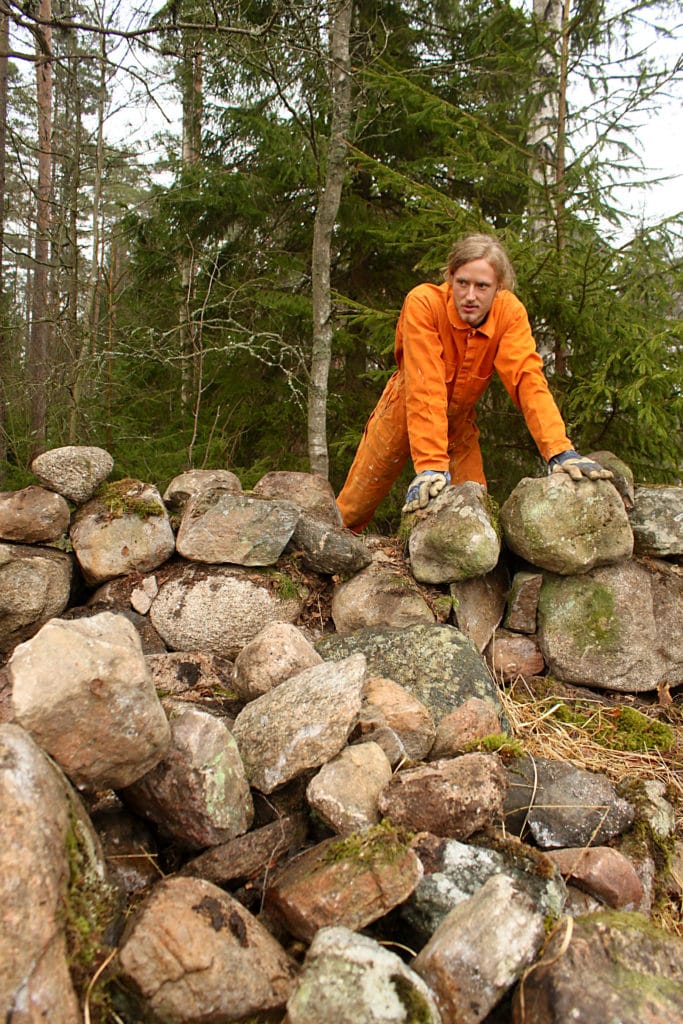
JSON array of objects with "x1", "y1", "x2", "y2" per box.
[{"x1": 336, "y1": 281, "x2": 572, "y2": 532}]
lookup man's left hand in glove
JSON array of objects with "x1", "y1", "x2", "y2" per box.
[
  {"x1": 549, "y1": 450, "x2": 613, "y2": 481},
  {"x1": 402, "y1": 470, "x2": 451, "y2": 513}
]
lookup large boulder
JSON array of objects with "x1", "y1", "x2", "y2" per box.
[
  {"x1": 0, "y1": 542, "x2": 73, "y2": 654},
  {"x1": 316, "y1": 624, "x2": 505, "y2": 725},
  {"x1": 70, "y1": 479, "x2": 175, "y2": 584},
  {"x1": 149, "y1": 562, "x2": 307, "y2": 659},
  {"x1": 500, "y1": 474, "x2": 633, "y2": 574},
  {"x1": 10, "y1": 612, "x2": 171, "y2": 791},
  {"x1": 537, "y1": 558, "x2": 683, "y2": 691},
  {"x1": 31, "y1": 444, "x2": 114, "y2": 504},
  {"x1": 408, "y1": 482, "x2": 500, "y2": 584},
  {"x1": 0, "y1": 724, "x2": 112, "y2": 1022},
  {"x1": 629, "y1": 485, "x2": 683, "y2": 557}
]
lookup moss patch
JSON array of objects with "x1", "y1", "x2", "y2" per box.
[
  {"x1": 546, "y1": 701, "x2": 674, "y2": 754},
  {"x1": 390, "y1": 972, "x2": 434, "y2": 1023},
  {"x1": 323, "y1": 819, "x2": 414, "y2": 868},
  {"x1": 464, "y1": 732, "x2": 525, "y2": 761},
  {"x1": 62, "y1": 809, "x2": 120, "y2": 1020},
  {"x1": 95, "y1": 479, "x2": 165, "y2": 520},
  {"x1": 539, "y1": 577, "x2": 620, "y2": 649}
]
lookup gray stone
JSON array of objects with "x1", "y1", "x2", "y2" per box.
[
  {"x1": 149, "y1": 562, "x2": 306, "y2": 659},
  {"x1": 233, "y1": 621, "x2": 323, "y2": 701},
  {"x1": 119, "y1": 705, "x2": 254, "y2": 850},
  {"x1": 117, "y1": 877, "x2": 296, "y2": 1022},
  {"x1": 0, "y1": 542, "x2": 73, "y2": 654},
  {"x1": 500, "y1": 473, "x2": 633, "y2": 574},
  {"x1": 511, "y1": 910, "x2": 683, "y2": 1024},
  {"x1": 290, "y1": 511, "x2": 373, "y2": 575},
  {"x1": 316, "y1": 624, "x2": 505, "y2": 726},
  {"x1": 538, "y1": 558, "x2": 683, "y2": 691},
  {"x1": 0, "y1": 485, "x2": 70, "y2": 543},
  {"x1": 629, "y1": 485, "x2": 683, "y2": 557},
  {"x1": 402, "y1": 833, "x2": 566, "y2": 946},
  {"x1": 589, "y1": 450, "x2": 635, "y2": 509},
  {"x1": 253, "y1": 470, "x2": 342, "y2": 525},
  {"x1": 31, "y1": 445, "x2": 114, "y2": 504},
  {"x1": 10, "y1": 612, "x2": 171, "y2": 791},
  {"x1": 413, "y1": 873, "x2": 546, "y2": 1024},
  {"x1": 232, "y1": 654, "x2": 366, "y2": 793},
  {"x1": 176, "y1": 490, "x2": 299, "y2": 565},
  {"x1": 331, "y1": 557, "x2": 435, "y2": 633},
  {"x1": 451, "y1": 564, "x2": 509, "y2": 652},
  {"x1": 306, "y1": 741, "x2": 393, "y2": 835},
  {"x1": 286, "y1": 926, "x2": 442, "y2": 1024},
  {"x1": 70, "y1": 479, "x2": 175, "y2": 585},
  {"x1": 504, "y1": 571, "x2": 543, "y2": 634},
  {"x1": 505, "y1": 755, "x2": 635, "y2": 848},
  {"x1": 408, "y1": 482, "x2": 501, "y2": 584},
  {"x1": 163, "y1": 468, "x2": 242, "y2": 513}
]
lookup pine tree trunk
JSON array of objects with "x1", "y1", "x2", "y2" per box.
[{"x1": 308, "y1": 0, "x2": 353, "y2": 478}]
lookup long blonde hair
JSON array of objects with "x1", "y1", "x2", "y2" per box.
[{"x1": 444, "y1": 234, "x2": 516, "y2": 290}]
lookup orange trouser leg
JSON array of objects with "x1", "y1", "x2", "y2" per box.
[
  {"x1": 447, "y1": 407, "x2": 487, "y2": 486},
  {"x1": 337, "y1": 371, "x2": 411, "y2": 532}
]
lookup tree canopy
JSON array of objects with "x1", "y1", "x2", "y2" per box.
[{"x1": 0, "y1": 0, "x2": 680, "y2": 529}]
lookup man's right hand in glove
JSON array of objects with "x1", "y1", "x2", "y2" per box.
[
  {"x1": 402, "y1": 470, "x2": 451, "y2": 513},
  {"x1": 549, "y1": 449, "x2": 613, "y2": 481}
]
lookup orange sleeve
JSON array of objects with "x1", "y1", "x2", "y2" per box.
[
  {"x1": 397, "y1": 287, "x2": 451, "y2": 472},
  {"x1": 493, "y1": 294, "x2": 572, "y2": 462}
]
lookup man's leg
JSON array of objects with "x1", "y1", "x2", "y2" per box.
[
  {"x1": 337, "y1": 372, "x2": 411, "y2": 532},
  {"x1": 447, "y1": 409, "x2": 487, "y2": 486}
]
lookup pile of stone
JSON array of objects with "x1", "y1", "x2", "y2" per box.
[{"x1": 1, "y1": 445, "x2": 682, "y2": 1024}]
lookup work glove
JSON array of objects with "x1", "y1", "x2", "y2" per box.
[
  {"x1": 402, "y1": 470, "x2": 451, "y2": 513},
  {"x1": 548, "y1": 449, "x2": 613, "y2": 481}
]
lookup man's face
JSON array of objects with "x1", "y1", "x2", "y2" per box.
[{"x1": 450, "y1": 258, "x2": 499, "y2": 326}]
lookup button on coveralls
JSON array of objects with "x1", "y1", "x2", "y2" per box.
[{"x1": 336, "y1": 281, "x2": 572, "y2": 532}]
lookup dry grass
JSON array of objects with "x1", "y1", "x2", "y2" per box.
[
  {"x1": 500, "y1": 677, "x2": 683, "y2": 814},
  {"x1": 498, "y1": 675, "x2": 683, "y2": 936}
]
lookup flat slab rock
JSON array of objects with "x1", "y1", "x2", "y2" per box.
[{"x1": 316, "y1": 623, "x2": 505, "y2": 725}]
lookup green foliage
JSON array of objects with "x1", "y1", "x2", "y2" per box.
[{"x1": 2, "y1": 0, "x2": 679, "y2": 515}]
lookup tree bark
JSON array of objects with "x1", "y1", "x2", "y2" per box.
[
  {"x1": 0, "y1": 4, "x2": 9, "y2": 479},
  {"x1": 179, "y1": 40, "x2": 202, "y2": 419},
  {"x1": 28, "y1": 0, "x2": 53, "y2": 455},
  {"x1": 308, "y1": 0, "x2": 353, "y2": 478}
]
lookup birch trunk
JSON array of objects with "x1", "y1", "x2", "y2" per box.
[
  {"x1": 28, "y1": 0, "x2": 53, "y2": 454},
  {"x1": 0, "y1": 5, "x2": 9, "y2": 479},
  {"x1": 308, "y1": 0, "x2": 353, "y2": 478}
]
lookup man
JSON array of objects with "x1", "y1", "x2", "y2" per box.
[{"x1": 336, "y1": 233, "x2": 611, "y2": 533}]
